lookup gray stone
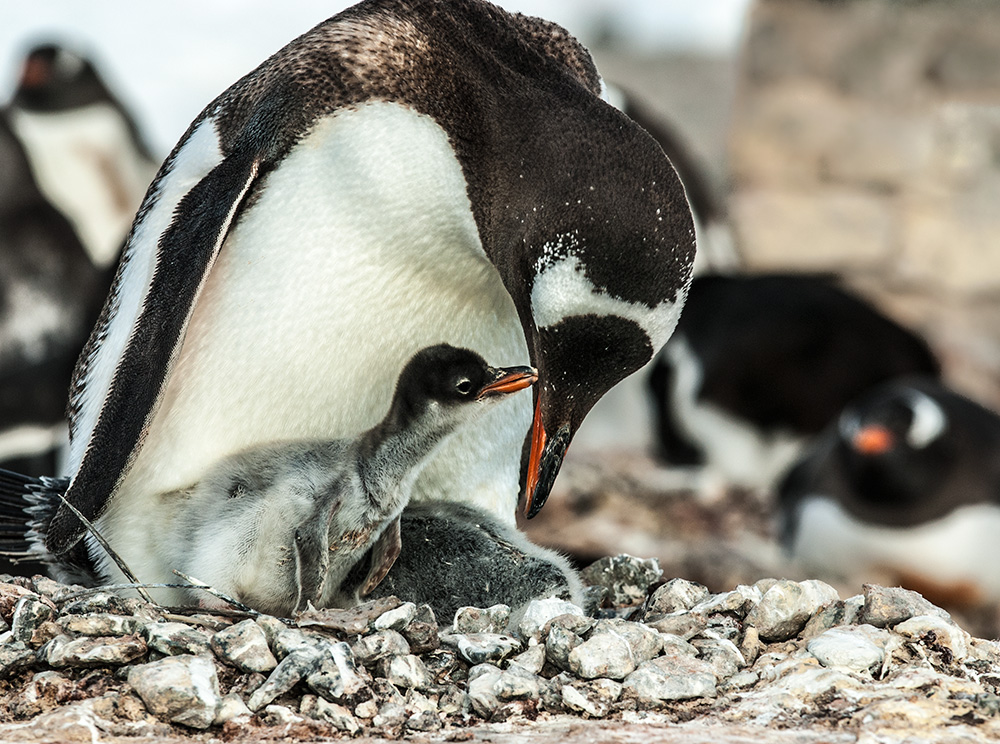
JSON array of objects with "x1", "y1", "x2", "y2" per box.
[
  {"x1": 807, "y1": 627, "x2": 885, "y2": 674},
  {"x1": 623, "y1": 653, "x2": 717, "y2": 704},
  {"x1": 58, "y1": 614, "x2": 142, "y2": 637},
  {"x1": 800, "y1": 601, "x2": 847, "y2": 640},
  {"x1": 442, "y1": 632, "x2": 522, "y2": 664},
  {"x1": 494, "y1": 663, "x2": 541, "y2": 701},
  {"x1": 375, "y1": 602, "x2": 417, "y2": 633},
  {"x1": 466, "y1": 663, "x2": 503, "y2": 718},
  {"x1": 646, "y1": 578, "x2": 710, "y2": 615},
  {"x1": 300, "y1": 695, "x2": 361, "y2": 733},
  {"x1": 211, "y1": 618, "x2": 277, "y2": 673},
  {"x1": 43, "y1": 633, "x2": 147, "y2": 667},
  {"x1": 248, "y1": 645, "x2": 323, "y2": 711},
  {"x1": 568, "y1": 631, "x2": 636, "y2": 680},
  {"x1": 740, "y1": 626, "x2": 762, "y2": 666},
  {"x1": 383, "y1": 653, "x2": 432, "y2": 689},
  {"x1": 517, "y1": 598, "x2": 585, "y2": 643},
  {"x1": 580, "y1": 554, "x2": 662, "y2": 607},
  {"x1": 843, "y1": 594, "x2": 865, "y2": 625},
  {"x1": 128, "y1": 654, "x2": 221, "y2": 729},
  {"x1": 272, "y1": 628, "x2": 318, "y2": 659},
  {"x1": 545, "y1": 624, "x2": 582, "y2": 671},
  {"x1": 407, "y1": 710, "x2": 442, "y2": 731},
  {"x1": 550, "y1": 613, "x2": 596, "y2": 637},
  {"x1": 305, "y1": 642, "x2": 367, "y2": 701},
  {"x1": 437, "y1": 684, "x2": 467, "y2": 716},
  {"x1": 262, "y1": 704, "x2": 303, "y2": 725},
  {"x1": 561, "y1": 678, "x2": 621, "y2": 718},
  {"x1": 508, "y1": 644, "x2": 546, "y2": 675},
  {"x1": 645, "y1": 611, "x2": 707, "y2": 639},
  {"x1": 402, "y1": 621, "x2": 439, "y2": 654},
  {"x1": 11, "y1": 597, "x2": 55, "y2": 644},
  {"x1": 895, "y1": 615, "x2": 970, "y2": 662},
  {"x1": 214, "y1": 692, "x2": 252, "y2": 724},
  {"x1": 0, "y1": 640, "x2": 35, "y2": 675},
  {"x1": 143, "y1": 622, "x2": 212, "y2": 656},
  {"x1": 404, "y1": 688, "x2": 437, "y2": 715},
  {"x1": 746, "y1": 579, "x2": 839, "y2": 642},
  {"x1": 454, "y1": 604, "x2": 511, "y2": 634},
  {"x1": 352, "y1": 629, "x2": 410, "y2": 664},
  {"x1": 253, "y1": 614, "x2": 288, "y2": 647},
  {"x1": 692, "y1": 637, "x2": 746, "y2": 680},
  {"x1": 373, "y1": 701, "x2": 407, "y2": 729},
  {"x1": 59, "y1": 591, "x2": 132, "y2": 616},
  {"x1": 691, "y1": 584, "x2": 763, "y2": 618},
  {"x1": 860, "y1": 584, "x2": 950, "y2": 628},
  {"x1": 592, "y1": 619, "x2": 663, "y2": 665}
]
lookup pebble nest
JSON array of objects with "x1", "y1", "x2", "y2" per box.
[{"x1": 2, "y1": 556, "x2": 1000, "y2": 743}]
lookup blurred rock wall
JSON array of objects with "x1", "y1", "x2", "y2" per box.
[{"x1": 729, "y1": 0, "x2": 1000, "y2": 404}]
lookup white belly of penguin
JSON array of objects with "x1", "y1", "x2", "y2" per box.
[{"x1": 97, "y1": 103, "x2": 529, "y2": 588}]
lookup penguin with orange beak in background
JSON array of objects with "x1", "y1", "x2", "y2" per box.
[{"x1": 779, "y1": 376, "x2": 1000, "y2": 607}]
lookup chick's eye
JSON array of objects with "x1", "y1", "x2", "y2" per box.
[{"x1": 455, "y1": 378, "x2": 473, "y2": 395}]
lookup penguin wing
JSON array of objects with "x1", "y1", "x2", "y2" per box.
[{"x1": 49, "y1": 125, "x2": 262, "y2": 555}]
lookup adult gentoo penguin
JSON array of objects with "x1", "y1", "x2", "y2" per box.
[
  {"x1": 0, "y1": 345, "x2": 536, "y2": 614},
  {"x1": 43, "y1": 1, "x2": 694, "y2": 583},
  {"x1": 779, "y1": 376, "x2": 1000, "y2": 607},
  {"x1": 6, "y1": 42, "x2": 158, "y2": 268}
]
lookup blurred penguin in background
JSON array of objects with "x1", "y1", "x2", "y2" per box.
[
  {"x1": 779, "y1": 376, "x2": 1000, "y2": 610},
  {"x1": 0, "y1": 113, "x2": 108, "y2": 477},
  {"x1": 5, "y1": 42, "x2": 159, "y2": 269},
  {"x1": 648, "y1": 274, "x2": 940, "y2": 491},
  {"x1": 0, "y1": 42, "x2": 157, "y2": 478}
]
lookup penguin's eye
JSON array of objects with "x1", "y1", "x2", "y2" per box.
[
  {"x1": 228, "y1": 482, "x2": 248, "y2": 499},
  {"x1": 455, "y1": 378, "x2": 473, "y2": 395}
]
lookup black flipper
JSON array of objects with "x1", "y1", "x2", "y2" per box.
[{"x1": 48, "y1": 151, "x2": 262, "y2": 556}]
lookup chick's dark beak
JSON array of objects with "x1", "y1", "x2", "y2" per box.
[
  {"x1": 477, "y1": 365, "x2": 537, "y2": 399},
  {"x1": 524, "y1": 396, "x2": 571, "y2": 519}
]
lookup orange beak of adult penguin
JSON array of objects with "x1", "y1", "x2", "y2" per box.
[{"x1": 523, "y1": 391, "x2": 573, "y2": 519}]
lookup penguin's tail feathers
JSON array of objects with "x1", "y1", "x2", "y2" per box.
[{"x1": 0, "y1": 468, "x2": 68, "y2": 564}]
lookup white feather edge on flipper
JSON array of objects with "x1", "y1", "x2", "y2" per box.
[{"x1": 67, "y1": 116, "x2": 226, "y2": 475}]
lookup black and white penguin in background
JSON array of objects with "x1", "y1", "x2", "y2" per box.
[
  {"x1": 37, "y1": 0, "x2": 694, "y2": 586},
  {"x1": 779, "y1": 377, "x2": 1000, "y2": 608},
  {"x1": 648, "y1": 273, "x2": 940, "y2": 490},
  {"x1": 5, "y1": 42, "x2": 159, "y2": 269},
  {"x1": 0, "y1": 113, "x2": 108, "y2": 477}
]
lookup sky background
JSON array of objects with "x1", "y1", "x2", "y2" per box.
[{"x1": 0, "y1": 1, "x2": 752, "y2": 154}]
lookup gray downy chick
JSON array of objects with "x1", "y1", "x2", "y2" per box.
[
  {"x1": 0, "y1": 344, "x2": 535, "y2": 616},
  {"x1": 345, "y1": 500, "x2": 587, "y2": 624}
]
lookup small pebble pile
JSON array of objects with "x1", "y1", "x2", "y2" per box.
[{"x1": 2, "y1": 556, "x2": 1000, "y2": 741}]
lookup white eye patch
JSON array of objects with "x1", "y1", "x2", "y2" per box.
[
  {"x1": 530, "y1": 251, "x2": 686, "y2": 351},
  {"x1": 905, "y1": 390, "x2": 947, "y2": 448}
]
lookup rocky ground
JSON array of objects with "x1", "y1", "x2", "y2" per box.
[{"x1": 3, "y1": 547, "x2": 1000, "y2": 744}]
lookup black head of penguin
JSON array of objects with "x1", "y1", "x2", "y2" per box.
[
  {"x1": 825, "y1": 377, "x2": 1000, "y2": 527},
  {"x1": 484, "y1": 89, "x2": 695, "y2": 519},
  {"x1": 373, "y1": 343, "x2": 538, "y2": 438},
  {"x1": 13, "y1": 43, "x2": 111, "y2": 112}
]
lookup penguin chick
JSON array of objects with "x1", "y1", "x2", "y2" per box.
[
  {"x1": 347, "y1": 500, "x2": 586, "y2": 625},
  {"x1": 0, "y1": 344, "x2": 535, "y2": 616}
]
